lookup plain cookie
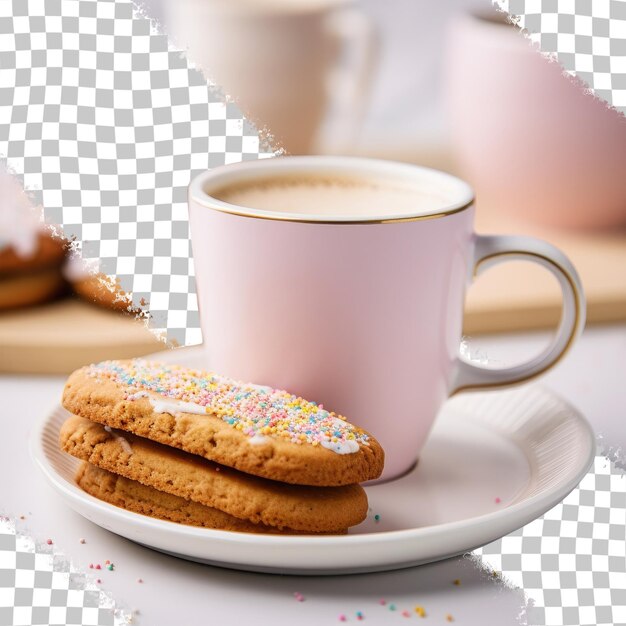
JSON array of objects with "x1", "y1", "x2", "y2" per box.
[
  {"x1": 72, "y1": 275, "x2": 133, "y2": 313},
  {"x1": 0, "y1": 268, "x2": 65, "y2": 310},
  {"x1": 61, "y1": 415, "x2": 368, "y2": 532},
  {"x1": 76, "y1": 462, "x2": 330, "y2": 534},
  {"x1": 0, "y1": 233, "x2": 66, "y2": 310}
]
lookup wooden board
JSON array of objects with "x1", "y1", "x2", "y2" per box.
[{"x1": 0, "y1": 298, "x2": 163, "y2": 375}]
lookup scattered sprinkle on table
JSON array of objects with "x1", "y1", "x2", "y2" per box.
[
  {"x1": 356, "y1": 611, "x2": 364, "y2": 620},
  {"x1": 379, "y1": 599, "x2": 386, "y2": 606},
  {"x1": 494, "y1": 497, "x2": 501, "y2": 504},
  {"x1": 414, "y1": 605, "x2": 426, "y2": 617},
  {"x1": 293, "y1": 592, "x2": 304, "y2": 602},
  {"x1": 46, "y1": 539, "x2": 53, "y2": 545},
  {"x1": 452, "y1": 579, "x2": 460, "y2": 586},
  {"x1": 402, "y1": 610, "x2": 411, "y2": 617},
  {"x1": 95, "y1": 564, "x2": 101, "y2": 570},
  {"x1": 446, "y1": 614, "x2": 454, "y2": 622},
  {"x1": 374, "y1": 514, "x2": 381, "y2": 523},
  {"x1": 106, "y1": 564, "x2": 114, "y2": 571},
  {"x1": 79, "y1": 538, "x2": 86, "y2": 544},
  {"x1": 19, "y1": 515, "x2": 25, "y2": 520},
  {"x1": 389, "y1": 604, "x2": 397, "y2": 611},
  {"x1": 137, "y1": 578, "x2": 143, "y2": 584},
  {"x1": 96, "y1": 578, "x2": 102, "y2": 584},
  {"x1": 338, "y1": 615, "x2": 347, "y2": 622}
]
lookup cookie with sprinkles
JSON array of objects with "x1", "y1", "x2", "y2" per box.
[
  {"x1": 62, "y1": 359, "x2": 384, "y2": 486},
  {"x1": 62, "y1": 415, "x2": 367, "y2": 533}
]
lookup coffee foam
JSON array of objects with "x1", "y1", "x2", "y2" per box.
[{"x1": 212, "y1": 175, "x2": 450, "y2": 219}]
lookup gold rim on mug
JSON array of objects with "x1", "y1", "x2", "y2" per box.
[
  {"x1": 190, "y1": 157, "x2": 476, "y2": 225},
  {"x1": 188, "y1": 199, "x2": 475, "y2": 225},
  {"x1": 453, "y1": 250, "x2": 583, "y2": 394}
]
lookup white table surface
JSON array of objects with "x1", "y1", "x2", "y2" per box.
[{"x1": 1, "y1": 323, "x2": 623, "y2": 626}]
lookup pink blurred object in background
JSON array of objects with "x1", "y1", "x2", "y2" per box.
[{"x1": 445, "y1": 11, "x2": 626, "y2": 231}]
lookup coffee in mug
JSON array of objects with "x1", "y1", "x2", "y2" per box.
[{"x1": 212, "y1": 174, "x2": 448, "y2": 218}]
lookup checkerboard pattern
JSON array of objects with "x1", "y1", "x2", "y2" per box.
[
  {"x1": 0, "y1": 518, "x2": 130, "y2": 626},
  {"x1": 0, "y1": 0, "x2": 274, "y2": 346},
  {"x1": 496, "y1": 0, "x2": 626, "y2": 115},
  {"x1": 476, "y1": 454, "x2": 626, "y2": 626},
  {"x1": 0, "y1": 1, "x2": 625, "y2": 623}
]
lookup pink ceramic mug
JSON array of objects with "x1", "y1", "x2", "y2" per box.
[
  {"x1": 188, "y1": 156, "x2": 585, "y2": 480},
  {"x1": 445, "y1": 11, "x2": 626, "y2": 230}
]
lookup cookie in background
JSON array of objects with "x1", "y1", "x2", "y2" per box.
[
  {"x1": 64, "y1": 254, "x2": 134, "y2": 313},
  {"x1": 0, "y1": 170, "x2": 67, "y2": 310}
]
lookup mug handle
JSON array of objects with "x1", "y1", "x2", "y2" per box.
[
  {"x1": 323, "y1": 8, "x2": 378, "y2": 152},
  {"x1": 450, "y1": 234, "x2": 586, "y2": 394}
]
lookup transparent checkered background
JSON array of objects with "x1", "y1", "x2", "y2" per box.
[
  {"x1": 496, "y1": 0, "x2": 626, "y2": 114},
  {"x1": 0, "y1": 1, "x2": 625, "y2": 625},
  {"x1": 0, "y1": 518, "x2": 130, "y2": 626},
  {"x1": 0, "y1": 0, "x2": 274, "y2": 346},
  {"x1": 477, "y1": 454, "x2": 626, "y2": 626}
]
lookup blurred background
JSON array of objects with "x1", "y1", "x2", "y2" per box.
[
  {"x1": 2, "y1": 0, "x2": 625, "y2": 375},
  {"x1": 145, "y1": 0, "x2": 489, "y2": 160},
  {"x1": 145, "y1": 0, "x2": 626, "y2": 335}
]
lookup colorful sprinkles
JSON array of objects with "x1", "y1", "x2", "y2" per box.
[{"x1": 87, "y1": 360, "x2": 370, "y2": 453}]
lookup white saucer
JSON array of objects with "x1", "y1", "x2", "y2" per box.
[{"x1": 32, "y1": 347, "x2": 595, "y2": 575}]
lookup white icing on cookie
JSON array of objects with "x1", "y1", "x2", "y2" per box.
[
  {"x1": 150, "y1": 397, "x2": 208, "y2": 416},
  {"x1": 320, "y1": 439, "x2": 360, "y2": 455},
  {"x1": 103, "y1": 425, "x2": 133, "y2": 455},
  {"x1": 247, "y1": 434, "x2": 269, "y2": 445},
  {"x1": 127, "y1": 391, "x2": 207, "y2": 416}
]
